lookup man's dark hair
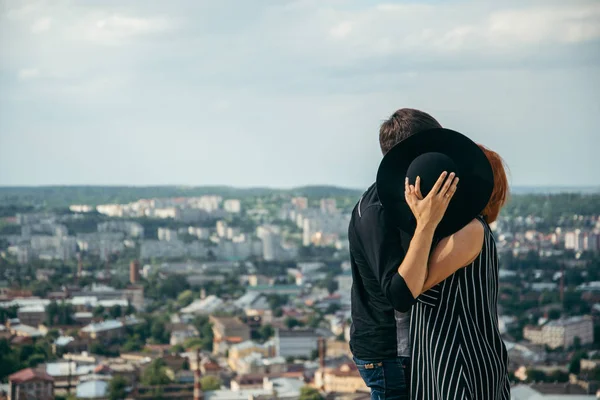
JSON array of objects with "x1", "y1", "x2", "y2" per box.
[{"x1": 379, "y1": 108, "x2": 442, "y2": 155}]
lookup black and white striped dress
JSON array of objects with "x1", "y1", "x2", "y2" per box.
[{"x1": 410, "y1": 217, "x2": 510, "y2": 400}]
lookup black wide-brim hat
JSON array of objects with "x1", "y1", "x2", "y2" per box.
[{"x1": 376, "y1": 128, "x2": 494, "y2": 238}]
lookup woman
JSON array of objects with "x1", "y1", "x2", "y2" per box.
[{"x1": 406, "y1": 144, "x2": 510, "y2": 399}]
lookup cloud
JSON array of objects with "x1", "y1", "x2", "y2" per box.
[
  {"x1": 486, "y1": 4, "x2": 600, "y2": 46},
  {"x1": 330, "y1": 21, "x2": 352, "y2": 39},
  {"x1": 81, "y1": 13, "x2": 172, "y2": 46},
  {"x1": 31, "y1": 16, "x2": 52, "y2": 33},
  {"x1": 320, "y1": 2, "x2": 600, "y2": 58},
  {"x1": 17, "y1": 68, "x2": 41, "y2": 80}
]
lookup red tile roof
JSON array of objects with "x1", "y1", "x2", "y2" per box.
[{"x1": 9, "y1": 368, "x2": 54, "y2": 383}]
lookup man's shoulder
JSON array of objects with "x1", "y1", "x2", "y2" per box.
[
  {"x1": 353, "y1": 183, "x2": 382, "y2": 219},
  {"x1": 350, "y1": 184, "x2": 390, "y2": 243}
]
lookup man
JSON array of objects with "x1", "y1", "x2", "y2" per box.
[{"x1": 349, "y1": 108, "x2": 442, "y2": 399}]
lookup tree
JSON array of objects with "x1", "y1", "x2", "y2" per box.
[
  {"x1": 27, "y1": 353, "x2": 46, "y2": 368},
  {"x1": 125, "y1": 303, "x2": 136, "y2": 316},
  {"x1": 46, "y1": 301, "x2": 59, "y2": 325},
  {"x1": 573, "y1": 336, "x2": 582, "y2": 350},
  {"x1": 46, "y1": 329, "x2": 61, "y2": 340},
  {"x1": 326, "y1": 278, "x2": 339, "y2": 295},
  {"x1": 158, "y1": 275, "x2": 190, "y2": 299},
  {"x1": 526, "y1": 369, "x2": 548, "y2": 382},
  {"x1": 548, "y1": 370, "x2": 569, "y2": 383},
  {"x1": 177, "y1": 290, "x2": 195, "y2": 307},
  {"x1": 57, "y1": 302, "x2": 74, "y2": 325},
  {"x1": 109, "y1": 305, "x2": 123, "y2": 319},
  {"x1": 308, "y1": 314, "x2": 323, "y2": 329},
  {"x1": 90, "y1": 342, "x2": 107, "y2": 356},
  {"x1": 150, "y1": 320, "x2": 169, "y2": 344},
  {"x1": 122, "y1": 334, "x2": 144, "y2": 352},
  {"x1": 171, "y1": 344, "x2": 185, "y2": 354},
  {"x1": 192, "y1": 316, "x2": 214, "y2": 351},
  {"x1": 325, "y1": 304, "x2": 341, "y2": 315},
  {"x1": 141, "y1": 359, "x2": 172, "y2": 386},
  {"x1": 108, "y1": 376, "x2": 128, "y2": 400},
  {"x1": 546, "y1": 309, "x2": 561, "y2": 321},
  {"x1": 200, "y1": 375, "x2": 222, "y2": 391},
  {"x1": 299, "y1": 386, "x2": 324, "y2": 400},
  {"x1": 258, "y1": 324, "x2": 274, "y2": 341},
  {"x1": 569, "y1": 351, "x2": 587, "y2": 375},
  {"x1": 0, "y1": 306, "x2": 18, "y2": 324},
  {"x1": 285, "y1": 317, "x2": 302, "y2": 329},
  {"x1": 93, "y1": 305, "x2": 106, "y2": 318},
  {"x1": 183, "y1": 338, "x2": 203, "y2": 350},
  {"x1": 266, "y1": 294, "x2": 289, "y2": 311}
]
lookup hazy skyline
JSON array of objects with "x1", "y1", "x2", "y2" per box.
[{"x1": 1, "y1": 0, "x2": 599, "y2": 189}]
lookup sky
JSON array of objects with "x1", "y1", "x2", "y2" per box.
[{"x1": 0, "y1": 0, "x2": 599, "y2": 189}]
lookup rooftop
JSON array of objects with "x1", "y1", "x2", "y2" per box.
[
  {"x1": 46, "y1": 361, "x2": 77, "y2": 377},
  {"x1": 9, "y1": 368, "x2": 54, "y2": 383},
  {"x1": 18, "y1": 305, "x2": 46, "y2": 313},
  {"x1": 10, "y1": 323, "x2": 44, "y2": 337},
  {"x1": 180, "y1": 295, "x2": 223, "y2": 314},
  {"x1": 231, "y1": 340, "x2": 262, "y2": 351},
  {"x1": 233, "y1": 374, "x2": 265, "y2": 385},
  {"x1": 76, "y1": 380, "x2": 108, "y2": 399},
  {"x1": 276, "y1": 328, "x2": 319, "y2": 338},
  {"x1": 511, "y1": 384, "x2": 595, "y2": 399},
  {"x1": 81, "y1": 319, "x2": 123, "y2": 333},
  {"x1": 210, "y1": 316, "x2": 247, "y2": 328},
  {"x1": 546, "y1": 316, "x2": 592, "y2": 327}
]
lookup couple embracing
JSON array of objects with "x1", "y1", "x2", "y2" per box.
[{"x1": 349, "y1": 108, "x2": 510, "y2": 399}]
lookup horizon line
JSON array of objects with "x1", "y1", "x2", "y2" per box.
[{"x1": 0, "y1": 184, "x2": 599, "y2": 191}]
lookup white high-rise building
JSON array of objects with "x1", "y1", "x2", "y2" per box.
[
  {"x1": 584, "y1": 232, "x2": 600, "y2": 252},
  {"x1": 291, "y1": 197, "x2": 308, "y2": 210},
  {"x1": 216, "y1": 221, "x2": 228, "y2": 238},
  {"x1": 564, "y1": 230, "x2": 583, "y2": 251},
  {"x1": 523, "y1": 316, "x2": 594, "y2": 349},
  {"x1": 320, "y1": 198, "x2": 337, "y2": 214},
  {"x1": 157, "y1": 228, "x2": 178, "y2": 242},
  {"x1": 224, "y1": 199, "x2": 242, "y2": 213}
]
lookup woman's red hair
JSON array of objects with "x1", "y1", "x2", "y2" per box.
[{"x1": 478, "y1": 144, "x2": 509, "y2": 224}]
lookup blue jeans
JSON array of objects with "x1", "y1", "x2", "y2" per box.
[{"x1": 354, "y1": 356, "x2": 410, "y2": 400}]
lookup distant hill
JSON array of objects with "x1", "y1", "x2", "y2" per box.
[
  {"x1": 0, "y1": 185, "x2": 596, "y2": 209},
  {"x1": 510, "y1": 186, "x2": 600, "y2": 194},
  {"x1": 0, "y1": 185, "x2": 364, "y2": 208}
]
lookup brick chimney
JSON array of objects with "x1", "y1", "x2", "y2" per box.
[
  {"x1": 77, "y1": 253, "x2": 83, "y2": 281},
  {"x1": 194, "y1": 348, "x2": 204, "y2": 400},
  {"x1": 130, "y1": 259, "x2": 141, "y2": 284},
  {"x1": 318, "y1": 337, "x2": 327, "y2": 391}
]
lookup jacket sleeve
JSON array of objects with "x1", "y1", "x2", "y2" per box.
[{"x1": 360, "y1": 206, "x2": 416, "y2": 313}]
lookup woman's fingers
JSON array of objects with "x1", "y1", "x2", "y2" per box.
[
  {"x1": 444, "y1": 177, "x2": 459, "y2": 202},
  {"x1": 414, "y1": 177, "x2": 423, "y2": 200},
  {"x1": 405, "y1": 184, "x2": 418, "y2": 209},
  {"x1": 429, "y1": 171, "x2": 448, "y2": 198},
  {"x1": 438, "y1": 172, "x2": 456, "y2": 199}
]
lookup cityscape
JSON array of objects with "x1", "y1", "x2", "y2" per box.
[
  {"x1": 1, "y1": 0, "x2": 599, "y2": 399},
  {"x1": 0, "y1": 186, "x2": 598, "y2": 399}
]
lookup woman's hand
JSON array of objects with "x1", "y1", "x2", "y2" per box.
[{"x1": 404, "y1": 171, "x2": 459, "y2": 231}]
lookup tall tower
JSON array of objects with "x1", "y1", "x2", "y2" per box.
[
  {"x1": 130, "y1": 259, "x2": 141, "y2": 284},
  {"x1": 560, "y1": 263, "x2": 565, "y2": 306},
  {"x1": 76, "y1": 253, "x2": 83, "y2": 281},
  {"x1": 194, "y1": 348, "x2": 204, "y2": 400},
  {"x1": 102, "y1": 248, "x2": 111, "y2": 282},
  {"x1": 318, "y1": 337, "x2": 327, "y2": 391}
]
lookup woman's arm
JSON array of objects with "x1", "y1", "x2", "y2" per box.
[
  {"x1": 421, "y1": 219, "x2": 485, "y2": 293},
  {"x1": 400, "y1": 172, "x2": 459, "y2": 298}
]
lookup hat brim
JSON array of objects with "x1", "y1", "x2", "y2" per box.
[{"x1": 376, "y1": 128, "x2": 494, "y2": 238}]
